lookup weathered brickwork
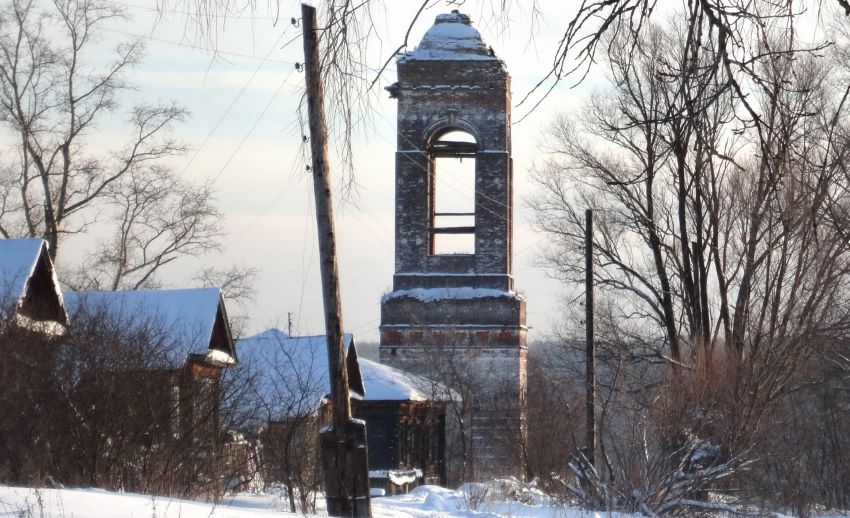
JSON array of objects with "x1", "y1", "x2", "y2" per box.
[
  {"x1": 379, "y1": 10, "x2": 528, "y2": 480},
  {"x1": 379, "y1": 342, "x2": 527, "y2": 479}
]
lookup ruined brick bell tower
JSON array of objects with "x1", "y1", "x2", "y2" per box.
[{"x1": 379, "y1": 10, "x2": 527, "y2": 479}]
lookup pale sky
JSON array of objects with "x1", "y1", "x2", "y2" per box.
[{"x1": 52, "y1": 0, "x2": 610, "y2": 341}]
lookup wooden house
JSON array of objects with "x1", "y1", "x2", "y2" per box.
[
  {"x1": 355, "y1": 358, "x2": 450, "y2": 493},
  {"x1": 235, "y1": 330, "x2": 363, "y2": 492},
  {"x1": 237, "y1": 330, "x2": 450, "y2": 494},
  {"x1": 64, "y1": 287, "x2": 237, "y2": 426},
  {"x1": 62, "y1": 288, "x2": 237, "y2": 493},
  {"x1": 0, "y1": 238, "x2": 67, "y2": 336},
  {"x1": 0, "y1": 238, "x2": 68, "y2": 484}
]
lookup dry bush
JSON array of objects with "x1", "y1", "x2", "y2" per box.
[
  {"x1": 536, "y1": 336, "x2": 850, "y2": 516},
  {"x1": 576, "y1": 373, "x2": 749, "y2": 515},
  {"x1": 531, "y1": 340, "x2": 756, "y2": 514},
  {"x1": 0, "y1": 325, "x2": 68, "y2": 484},
  {"x1": 56, "y1": 303, "x2": 199, "y2": 495},
  {"x1": 0, "y1": 299, "x2": 250, "y2": 499},
  {"x1": 235, "y1": 332, "x2": 331, "y2": 512},
  {"x1": 516, "y1": 352, "x2": 583, "y2": 495},
  {"x1": 258, "y1": 417, "x2": 322, "y2": 512},
  {"x1": 742, "y1": 352, "x2": 850, "y2": 516}
]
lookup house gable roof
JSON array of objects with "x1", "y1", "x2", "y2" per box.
[
  {"x1": 236, "y1": 329, "x2": 450, "y2": 422},
  {"x1": 63, "y1": 288, "x2": 236, "y2": 368},
  {"x1": 236, "y1": 330, "x2": 365, "y2": 420},
  {"x1": 0, "y1": 238, "x2": 67, "y2": 332}
]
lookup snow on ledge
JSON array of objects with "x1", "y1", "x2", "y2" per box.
[
  {"x1": 369, "y1": 468, "x2": 423, "y2": 485},
  {"x1": 382, "y1": 287, "x2": 524, "y2": 303},
  {"x1": 204, "y1": 348, "x2": 236, "y2": 366}
]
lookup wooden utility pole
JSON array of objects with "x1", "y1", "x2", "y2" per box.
[
  {"x1": 585, "y1": 209, "x2": 596, "y2": 468},
  {"x1": 301, "y1": 4, "x2": 371, "y2": 516}
]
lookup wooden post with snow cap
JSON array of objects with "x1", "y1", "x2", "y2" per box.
[{"x1": 301, "y1": 4, "x2": 371, "y2": 516}]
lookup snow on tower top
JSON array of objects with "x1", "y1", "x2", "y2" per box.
[{"x1": 401, "y1": 10, "x2": 498, "y2": 62}]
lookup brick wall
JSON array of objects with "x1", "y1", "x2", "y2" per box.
[{"x1": 379, "y1": 11, "x2": 528, "y2": 481}]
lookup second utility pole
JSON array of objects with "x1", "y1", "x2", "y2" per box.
[
  {"x1": 301, "y1": 4, "x2": 370, "y2": 516},
  {"x1": 585, "y1": 208, "x2": 595, "y2": 469}
]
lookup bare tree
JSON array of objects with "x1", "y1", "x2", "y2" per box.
[
  {"x1": 0, "y1": 0, "x2": 220, "y2": 288},
  {"x1": 65, "y1": 166, "x2": 223, "y2": 291},
  {"x1": 238, "y1": 332, "x2": 329, "y2": 512},
  {"x1": 531, "y1": 17, "x2": 850, "y2": 360},
  {"x1": 194, "y1": 265, "x2": 258, "y2": 305},
  {"x1": 194, "y1": 264, "x2": 258, "y2": 337},
  {"x1": 527, "y1": 12, "x2": 850, "y2": 513}
]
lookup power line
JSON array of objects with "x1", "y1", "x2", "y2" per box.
[
  {"x1": 100, "y1": 27, "x2": 297, "y2": 65},
  {"x1": 348, "y1": 316, "x2": 381, "y2": 335},
  {"x1": 514, "y1": 236, "x2": 544, "y2": 258},
  {"x1": 175, "y1": 29, "x2": 291, "y2": 180},
  {"x1": 375, "y1": 110, "x2": 514, "y2": 213},
  {"x1": 297, "y1": 188, "x2": 317, "y2": 335},
  {"x1": 227, "y1": 156, "x2": 307, "y2": 245},
  {"x1": 361, "y1": 206, "x2": 394, "y2": 241},
  {"x1": 371, "y1": 116, "x2": 514, "y2": 227},
  {"x1": 345, "y1": 209, "x2": 393, "y2": 253},
  {"x1": 106, "y1": 0, "x2": 283, "y2": 21},
  {"x1": 209, "y1": 68, "x2": 296, "y2": 185}
]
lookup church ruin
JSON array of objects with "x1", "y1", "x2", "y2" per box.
[{"x1": 379, "y1": 10, "x2": 527, "y2": 479}]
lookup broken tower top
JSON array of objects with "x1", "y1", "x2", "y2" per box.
[{"x1": 402, "y1": 10, "x2": 498, "y2": 62}]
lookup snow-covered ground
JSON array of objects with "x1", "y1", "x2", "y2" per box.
[
  {"x1": 1, "y1": 483, "x2": 846, "y2": 517},
  {"x1": 0, "y1": 483, "x2": 627, "y2": 518}
]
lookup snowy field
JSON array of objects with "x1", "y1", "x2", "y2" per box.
[
  {"x1": 0, "y1": 484, "x2": 632, "y2": 518},
  {"x1": 1, "y1": 483, "x2": 846, "y2": 517}
]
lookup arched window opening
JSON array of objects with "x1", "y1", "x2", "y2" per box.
[{"x1": 429, "y1": 130, "x2": 476, "y2": 255}]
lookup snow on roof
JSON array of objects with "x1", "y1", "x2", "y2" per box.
[
  {"x1": 63, "y1": 288, "x2": 233, "y2": 366},
  {"x1": 401, "y1": 11, "x2": 498, "y2": 62},
  {"x1": 382, "y1": 287, "x2": 525, "y2": 303},
  {"x1": 236, "y1": 330, "x2": 362, "y2": 419},
  {"x1": 0, "y1": 238, "x2": 67, "y2": 331},
  {"x1": 358, "y1": 358, "x2": 452, "y2": 402},
  {"x1": 0, "y1": 238, "x2": 52, "y2": 308},
  {"x1": 236, "y1": 330, "x2": 450, "y2": 420}
]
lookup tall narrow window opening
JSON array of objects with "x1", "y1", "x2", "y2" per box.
[{"x1": 429, "y1": 130, "x2": 476, "y2": 255}]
